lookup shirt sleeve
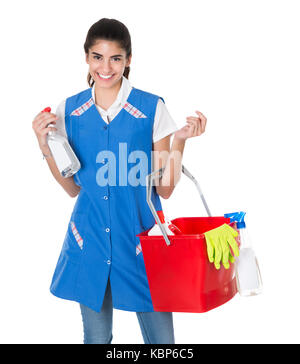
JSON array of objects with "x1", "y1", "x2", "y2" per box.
[
  {"x1": 153, "y1": 99, "x2": 179, "y2": 143},
  {"x1": 55, "y1": 99, "x2": 67, "y2": 138}
]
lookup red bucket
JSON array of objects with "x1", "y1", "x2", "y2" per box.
[{"x1": 137, "y1": 217, "x2": 237, "y2": 313}]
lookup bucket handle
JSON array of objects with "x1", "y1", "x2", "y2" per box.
[{"x1": 146, "y1": 164, "x2": 212, "y2": 246}]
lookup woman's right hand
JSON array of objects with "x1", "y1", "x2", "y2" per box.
[{"x1": 32, "y1": 110, "x2": 58, "y2": 153}]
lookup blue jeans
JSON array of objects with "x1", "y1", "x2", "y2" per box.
[{"x1": 80, "y1": 279, "x2": 175, "y2": 344}]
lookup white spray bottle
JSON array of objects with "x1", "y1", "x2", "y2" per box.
[
  {"x1": 148, "y1": 210, "x2": 182, "y2": 236},
  {"x1": 225, "y1": 212, "x2": 263, "y2": 296},
  {"x1": 42, "y1": 107, "x2": 81, "y2": 178}
]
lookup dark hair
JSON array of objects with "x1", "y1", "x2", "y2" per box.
[{"x1": 84, "y1": 18, "x2": 132, "y2": 87}]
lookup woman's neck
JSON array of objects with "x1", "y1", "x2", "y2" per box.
[{"x1": 94, "y1": 78, "x2": 122, "y2": 111}]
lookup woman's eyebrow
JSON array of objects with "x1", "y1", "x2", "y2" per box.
[{"x1": 91, "y1": 52, "x2": 124, "y2": 57}]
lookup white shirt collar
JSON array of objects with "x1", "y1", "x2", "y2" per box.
[{"x1": 92, "y1": 76, "x2": 132, "y2": 115}]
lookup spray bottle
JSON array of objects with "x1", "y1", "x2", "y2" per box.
[
  {"x1": 148, "y1": 210, "x2": 182, "y2": 236},
  {"x1": 42, "y1": 107, "x2": 81, "y2": 177},
  {"x1": 224, "y1": 211, "x2": 263, "y2": 296}
]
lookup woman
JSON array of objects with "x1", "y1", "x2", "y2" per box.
[{"x1": 32, "y1": 18, "x2": 207, "y2": 344}]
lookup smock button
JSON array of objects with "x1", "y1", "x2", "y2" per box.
[
  {"x1": 107, "y1": 260, "x2": 111, "y2": 265},
  {"x1": 105, "y1": 228, "x2": 110, "y2": 233},
  {"x1": 103, "y1": 196, "x2": 108, "y2": 200},
  {"x1": 103, "y1": 125, "x2": 107, "y2": 130}
]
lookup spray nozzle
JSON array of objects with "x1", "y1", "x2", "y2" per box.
[
  {"x1": 224, "y1": 211, "x2": 246, "y2": 229},
  {"x1": 42, "y1": 107, "x2": 51, "y2": 113}
]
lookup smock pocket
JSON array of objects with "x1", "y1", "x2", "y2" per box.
[
  {"x1": 62, "y1": 209, "x2": 88, "y2": 263},
  {"x1": 65, "y1": 190, "x2": 91, "y2": 257},
  {"x1": 136, "y1": 243, "x2": 145, "y2": 274},
  {"x1": 70, "y1": 221, "x2": 83, "y2": 250}
]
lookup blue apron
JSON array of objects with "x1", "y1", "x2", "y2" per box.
[{"x1": 50, "y1": 86, "x2": 163, "y2": 312}]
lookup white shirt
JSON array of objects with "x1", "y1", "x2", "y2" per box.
[{"x1": 55, "y1": 76, "x2": 178, "y2": 143}]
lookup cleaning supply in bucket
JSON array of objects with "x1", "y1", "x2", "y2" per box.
[
  {"x1": 138, "y1": 165, "x2": 239, "y2": 312},
  {"x1": 224, "y1": 212, "x2": 263, "y2": 296},
  {"x1": 204, "y1": 224, "x2": 239, "y2": 270},
  {"x1": 42, "y1": 107, "x2": 81, "y2": 178},
  {"x1": 147, "y1": 210, "x2": 182, "y2": 236}
]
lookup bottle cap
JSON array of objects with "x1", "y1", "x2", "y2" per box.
[
  {"x1": 42, "y1": 107, "x2": 51, "y2": 113},
  {"x1": 157, "y1": 210, "x2": 165, "y2": 224}
]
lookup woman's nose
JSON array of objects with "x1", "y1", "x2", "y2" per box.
[{"x1": 101, "y1": 60, "x2": 112, "y2": 73}]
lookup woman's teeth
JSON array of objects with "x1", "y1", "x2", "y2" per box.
[{"x1": 97, "y1": 73, "x2": 113, "y2": 79}]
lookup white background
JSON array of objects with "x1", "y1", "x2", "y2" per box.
[{"x1": 1, "y1": 0, "x2": 299, "y2": 344}]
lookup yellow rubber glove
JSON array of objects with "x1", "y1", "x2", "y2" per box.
[{"x1": 204, "y1": 224, "x2": 239, "y2": 270}]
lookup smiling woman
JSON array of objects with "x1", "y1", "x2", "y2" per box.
[
  {"x1": 84, "y1": 18, "x2": 132, "y2": 90},
  {"x1": 85, "y1": 40, "x2": 131, "y2": 109},
  {"x1": 88, "y1": 47, "x2": 129, "y2": 81},
  {"x1": 32, "y1": 17, "x2": 206, "y2": 345}
]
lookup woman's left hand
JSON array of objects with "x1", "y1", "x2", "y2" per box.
[{"x1": 174, "y1": 110, "x2": 207, "y2": 141}]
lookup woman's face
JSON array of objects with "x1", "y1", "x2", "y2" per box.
[{"x1": 86, "y1": 39, "x2": 131, "y2": 89}]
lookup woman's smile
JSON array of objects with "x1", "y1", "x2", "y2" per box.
[
  {"x1": 96, "y1": 72, "x2": 115, "y2": 80},
  {"x1": 86, "y1": 40, "x2": 131, "y2": 89}
]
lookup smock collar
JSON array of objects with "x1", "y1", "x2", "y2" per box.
[{"x1": 92, "y1": 76, "x2": 132, "y2": 115}]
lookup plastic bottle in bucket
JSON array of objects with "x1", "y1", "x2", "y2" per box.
[
  {"x1": 148, "y1": 210, "x2": 182, "y2": 236},
  {"x1": 225, "y1": 212, "x2": 262, "y2": 297},
  {"x1": 42, "y1": 107, "x2": 81, "y2": 178}
]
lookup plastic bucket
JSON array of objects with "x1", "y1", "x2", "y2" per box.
[{"x1": 137, "y1": 217, "x2": 237, "y2": 313}]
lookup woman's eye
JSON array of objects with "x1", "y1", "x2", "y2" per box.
[{"x1": 92, "y1": 56, "x2": 121, "y2": 61}]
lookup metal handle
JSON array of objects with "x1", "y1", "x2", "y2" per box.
[
  {"x1": 181, "y1": 165, "x2": 212, "y2": 217},
  {"x1": 146, "y1": 164, "x2": 212, "y2": 246}
]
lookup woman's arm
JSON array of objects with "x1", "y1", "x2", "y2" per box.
[
  {"x1": 33, "y1": 110, "x2": 81, "y2": 198},
  {"x1": 153, "y1": 135, "x2": 185, "y2": 199},
  {"x1": 43, "y1": 151, "x2": 81, "y2": 198},
  {"x1": 153, "y1": 110, "x2": 207, "y2": 199}
]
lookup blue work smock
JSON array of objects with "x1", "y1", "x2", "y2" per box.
[{"x1": 50, "y1": 86, "x2": 163, "y2": 312}]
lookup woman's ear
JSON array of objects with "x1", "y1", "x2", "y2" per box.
[
  {"x1": 85, "y1": 53, "x2": 89, "y2": 64},
  {"x1": 126, "y1": 54, "x2": 132, "y2": 68}
]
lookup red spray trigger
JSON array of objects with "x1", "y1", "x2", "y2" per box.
[{"x1": 42, "y1": 107, "x2": 51, "y2": 113}]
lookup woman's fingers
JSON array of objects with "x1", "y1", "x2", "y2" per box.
[
  {"x1": 33, "y1": 113, "x2": 58, "y2": 133},
  {"x1": 186, "y1": 118, "x2": 200, "y2": 136},
  {"x1": 39, "y1": 119, "x2": 56, "y2": 131},
  {"x1": 186, "y1": 120, "x2": 197, "y2": 136},
  {"x1": 41, "y1": 126, "x2": 57, "y2": 135},
  {"x1": 195, "y1": 111, "x2": 207, "y2": 133},
  {"x1": 191, "y1": 111, "x2": 207, "y2": 133},
  {"x1": 33, "y1": 112, "x2": 57, "y2": 124},
  {"x1": 32, "y1": 111, "x2": 58, "y2": 152},
  {"x1": 184, "y1": 111, "x2": 207, "y2": 139}
]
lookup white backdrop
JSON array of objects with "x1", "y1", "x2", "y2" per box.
[{"x1": 1, "y1": 0, "x2": 299, "y2": 344}]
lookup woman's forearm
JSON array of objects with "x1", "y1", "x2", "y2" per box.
[
  {"x1": 42, "y1": 147, "x2": 81, "y2": 198},
  {"x1": 156, "y1": 137, "x2": 186, "y2": 199},
  {"x1": 155, "y1": 109, "x2": 207, "y2": 199}
]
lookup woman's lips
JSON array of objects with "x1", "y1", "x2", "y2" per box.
[{"x1": 97, "y1": 73, "x2": 114, "y2": 80}]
